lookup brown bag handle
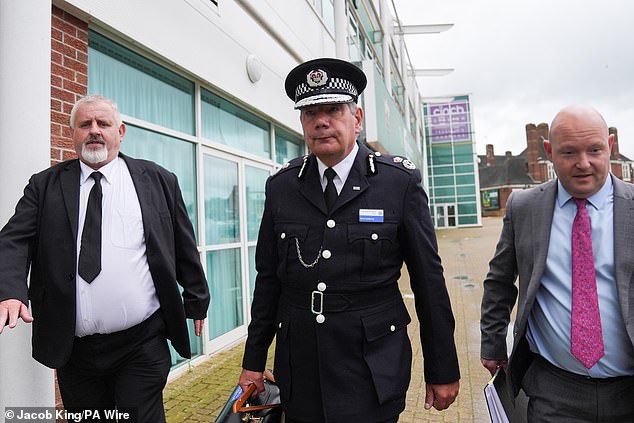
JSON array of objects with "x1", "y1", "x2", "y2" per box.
[{"x1": 232, "y1": 370, "x2": 281, "y2": 413}]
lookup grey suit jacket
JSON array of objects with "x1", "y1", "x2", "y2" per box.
[{"x1": 480, "y1": 174, "x2": 634, "y2": 395}]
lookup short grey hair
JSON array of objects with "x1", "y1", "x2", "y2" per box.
[{"x1": 69, "y1": 95, "x2": 123, "y2": 129}]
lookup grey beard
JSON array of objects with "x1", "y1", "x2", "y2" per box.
[{"x1": 81, "y1": 143, "x2": 108, "y2": 164}]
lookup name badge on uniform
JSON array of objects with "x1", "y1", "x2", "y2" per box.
[{"x1": 359, "y1": 209, "x2": 384, "y2": 223}]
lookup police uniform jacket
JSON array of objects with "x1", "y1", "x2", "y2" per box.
[{"x1": 242, "y1": 142, "x2": 460, "y2": 422}]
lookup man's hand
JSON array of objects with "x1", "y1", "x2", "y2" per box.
[
  {"x1": 239, "y1": 369, "x2": 265, "y2": 395},
  {"x1": 424, "y1": 381, "x2": 459, "y2": 411},
  {"x1": 0, "y1": 299, "x2": 33, "y2": 334},
  {"x1": 481, "y1": 358, "x2": 508, "y2": 376},
  {"x1": 193, "y1": 319, "x2": 205, "y2": 336}
]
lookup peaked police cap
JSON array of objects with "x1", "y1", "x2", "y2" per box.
[{"x1": 284, "y1": 58, "x2": 367, "y2": 109}]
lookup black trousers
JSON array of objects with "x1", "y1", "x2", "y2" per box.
[
  {"x1": 57, "y1": 311, "x2": 171, "y2": 423},
  {"x1": 522, "y1": 355, "x2": 634, "y2": 423}
]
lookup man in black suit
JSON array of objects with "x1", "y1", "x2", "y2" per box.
[
  {"x1": 238, "y1": 58, "x2": 460, "y2": 422},
  {"x1": 0, "y1": 95, "x2": 210, "y2": 422}
]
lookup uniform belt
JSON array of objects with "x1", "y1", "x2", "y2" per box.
[{"x1": 282, "y1": 283, "x2": 401, "y2": 313}]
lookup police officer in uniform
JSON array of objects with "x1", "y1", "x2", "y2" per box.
[{"x1": 238, "y1": 58, "x2": 460, "y2": 423}]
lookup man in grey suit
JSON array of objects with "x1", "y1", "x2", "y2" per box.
[{"x1": 481, "y1": 105, "x2": 634, "y2": 422}]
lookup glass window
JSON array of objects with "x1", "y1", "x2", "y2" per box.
[
  {"x1": 201, "y1": 89, "x2": 271, "y2": 159},
  {"x1": 121, "y1": 125, "x2": 198, "y2": 237},
  {"x1": 623, "y1": 163, "x2": 631, "y2": 181},
  {"x1": 207, "y1": 249, "x2": 243, "y2": 339},
  {"x1": 433, "y1": 175, "x2": 455, "y2": 187},
  {"x1": 455, "y1": 174, "x2": 475, "y2": 185},
  {"x1": 430, "y1": 166, "x2": 454, "y2": 175},
  {"x1": 275, "y1": 127, "x2": 303, "y2": 164},
  {"x1": 458, "y1": 215, "x2": 478, "y2": 225},
  {"x1": 454, "y1": 164, "x2": 475, "y2": 174},
  {"x1": 434, "y1": 186, "x2": 455, "y2": 197},
  {"x1": 248, "y1": 246, "x2": 257, "y2": 299},
  {"x1": 204, "y1": 155, "x2": 240, "y2": 245},
  {"x1": 88, "y1": 31, "x2": 195, "y2": 135},
  {"x1": 245, "y1": 166, "x2": 269, "y2": 241},
  {"x1": 457, "y1": 185, "x2": 476, "y2": 196},
  {"x1": 322, "y1": 0, "x2": 335, "y2": 33}
]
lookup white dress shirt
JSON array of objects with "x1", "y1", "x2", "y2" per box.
[
  {"x1": 316, "y1": 142, "x2": 359, "y2": 194},
  {"x1": 75, "y1": 157, "x2": 160, "y2": 336}
]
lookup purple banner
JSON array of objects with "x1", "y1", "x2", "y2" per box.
[{"x1": 425, "y1": 99, "x2": 472, "y2": 144}]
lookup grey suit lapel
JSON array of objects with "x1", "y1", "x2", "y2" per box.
[
  {"x1": 532, "y1": 181, "x2": 557, "y2": 276},
  {"x1": 612, "y1": 175, "x2": 634, "y2": 342},
  {"x1": 60, "y1": 160, "x2": 81, "y2": 241}
]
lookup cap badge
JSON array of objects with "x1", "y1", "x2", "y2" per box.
[{"x1": 307, "y1": 69, "x2": 328, "y2": 88}]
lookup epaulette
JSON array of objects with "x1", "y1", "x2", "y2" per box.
[
  {"x1": 373, "y1": 151, "x2": 417, "y2": 173},
  {"x1": 273, "y1": 155, "x2": 310, "y2": 179}
]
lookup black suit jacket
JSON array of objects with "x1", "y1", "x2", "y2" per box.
[
  {"x1": 242, "y1": 143, "x2": 459, "y2": 422},
  {"x1": 0, "y1": 154, "x2": 210, "y2": 368}
]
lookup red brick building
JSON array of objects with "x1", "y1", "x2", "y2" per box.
[{"x1": 479, "y1": 123, "x2": 632, "y2": 216}]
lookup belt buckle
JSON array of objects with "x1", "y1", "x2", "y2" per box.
[{"x1": 311, "y1": 290, "x2": 323, "y2": 315}]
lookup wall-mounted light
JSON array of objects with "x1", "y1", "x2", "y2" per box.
[{"x1": 246, "y1": 54, "x2": 262, "y2": 83}]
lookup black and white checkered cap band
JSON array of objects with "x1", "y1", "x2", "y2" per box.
[{"x1": 294, "y1": 77, "x2": 358, "y2": 108}]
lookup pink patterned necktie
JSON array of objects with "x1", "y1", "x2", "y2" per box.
[{"x1": 570, "y1": 198, "x2": 604, "y2": 368}]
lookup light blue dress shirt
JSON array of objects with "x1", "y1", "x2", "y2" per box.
[{"x1": 527, "y1": 176, "x2": 634, "y2": 377}]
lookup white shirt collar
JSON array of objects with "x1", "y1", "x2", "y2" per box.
[
  {"x1": 79, "y1": 156, "x2": 120, "y2": 186},
  {"x1": 316, "y1": 142, "x2": 359, "y2": 186}
]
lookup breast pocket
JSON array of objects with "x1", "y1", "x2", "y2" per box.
[
  {"x1": 347, "y1": 223, "x2": 398, "y2": 280},
  {"x1": 111, "y1": 211, "x2": 145, "y2": 249}
]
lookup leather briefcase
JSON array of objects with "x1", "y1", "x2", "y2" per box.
[{"x1": 214, "y1": 371, "x2": 283, "y2": 423}]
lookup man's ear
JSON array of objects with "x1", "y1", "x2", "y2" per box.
[
  {"x1": 354, "y1": 107, "x2": 364, "y2": 135},
  {"x1": 543, "y1": 137, "x2": 552, "y2": 160},
  {"x1": 119, "y1": 123, "x2": 126, "y2": 141}
]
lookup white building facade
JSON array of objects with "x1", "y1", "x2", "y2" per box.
[{"x1": 0, "y1": 0, "x2": 430, "y2": 411}]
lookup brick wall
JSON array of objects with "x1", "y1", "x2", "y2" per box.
[
  {"x1": 51, "y1": 6, "x2": 88, "y2": 165},
  {"x1": 50, "y1": 6, "x2": 89, "y2": 411}
]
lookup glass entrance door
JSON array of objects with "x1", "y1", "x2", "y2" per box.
[
  {"x1": 435, "y1": 204, "x2": 457, "y2": 228},
  {"x1": 201, "y1": 148, "x2": 272, "y2": 352}
]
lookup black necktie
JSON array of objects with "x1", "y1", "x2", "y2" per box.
[
  {"x1": 324, "y1": 167, "x2": 338, "y2": 212},
  {"x1": 78, "y1": 172, "x2": 103, "y2": 283}
]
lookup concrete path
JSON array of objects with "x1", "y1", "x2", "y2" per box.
[{"x1": 164, "y1": 217, "x2": 505, "y2": 422}]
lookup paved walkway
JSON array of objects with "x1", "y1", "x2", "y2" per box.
[{"x1": 164, "y1": 217, "x2": 505, "y2": 422}]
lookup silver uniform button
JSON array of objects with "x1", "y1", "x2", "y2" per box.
[
  {"x1": 371, "y1": 233, "x2": 379, "y2": 241},
  {"x1": 322, "y1": 249, "x2": 332, "y2": 259},
  {"x1": 390, "y1": 325, "x2": 396, "y2": 332},
  {"x1": 317, "y1": 282, "x2": 327, "y2": 292},
  {"x1": 279, "y1": 322, "x2": 283, "y2": 329},
  {"x1": 326, "y1": 219, "x2": 336, "y2": 228},
  {"x1": 280, "y1": 232, "x2": 286, "y2": 239},
  {"x1": 316, "y1": 314, "x2": 326, "y2": 324}
]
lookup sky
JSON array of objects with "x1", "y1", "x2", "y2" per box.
[{"x1": 391, "y1": 0, "x2": 634, "y2": 158}]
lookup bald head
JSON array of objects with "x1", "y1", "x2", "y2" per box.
[
  {"x1": 543, "y1": 104, "x2": 613, "y2": 198},
  {"x1": 549, "y1": 105, "x2": 608, "y2": 144}
]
